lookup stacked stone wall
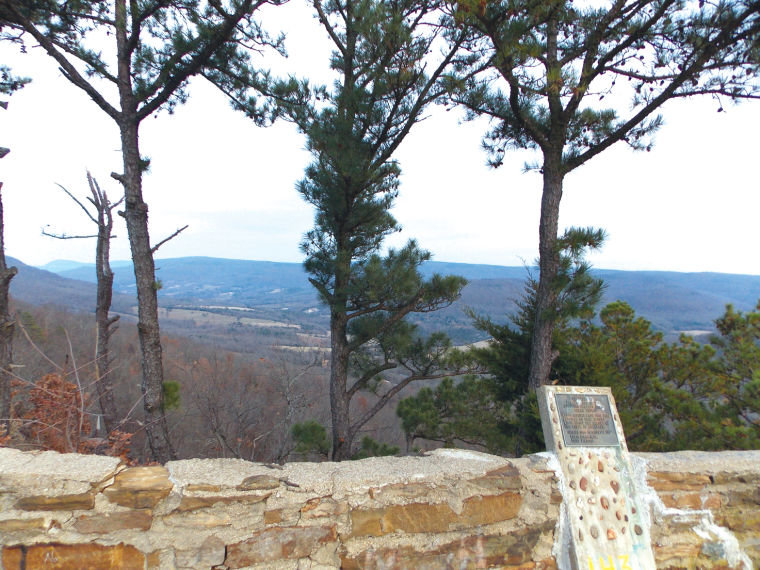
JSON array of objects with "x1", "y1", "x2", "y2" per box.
[{"x1": 0, "y1": 448, "x2": 757, "y2": 569}]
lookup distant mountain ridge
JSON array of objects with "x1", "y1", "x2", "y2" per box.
[
  {"x1": 8, "y1": 257, "x2": 135, "y2": 314},
  {"x1": 14, "y1": 256, "x2": 760, "y2": 343}
]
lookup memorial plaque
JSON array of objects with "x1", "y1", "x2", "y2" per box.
[
  {"x1": 555, "y1": 393, "x2": 619, "y2": 447},
  {"x1": 538, "y1": 386, "x2": 656, "y2": 570}
]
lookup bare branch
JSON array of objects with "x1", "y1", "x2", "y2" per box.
[
  {"x1": 16, "y1": 315, "x2": 63, "y2": 371},
  {"x1": 41, "y1": 228, "x2": 99, "y2": 240},
  {"x1": 151, "y1": 225, "x2": 189, "y2": 254},
  {"x1": 64, "y1": 328, "x2": 87, "y2": 444}
]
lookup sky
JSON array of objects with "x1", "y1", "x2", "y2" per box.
[{"x1": 1, "y1": 2, "x2": 759, "y2": 276}]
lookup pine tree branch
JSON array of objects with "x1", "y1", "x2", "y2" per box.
[
  {"x1": 346, "y1": 361, "x2": 397, "y2": 399},
  {"x1": 350, "y1": 370, "x2": 451, "y2": 437},
  {"x1": 137, "y1": 0, "x2": 268, "y2": 120},
  {"x1": 313, "y1": 0, "x2": 346, "y2": 57},
  {"x1": 1, "y1": 2, "x2": 120, "y2": 121}
]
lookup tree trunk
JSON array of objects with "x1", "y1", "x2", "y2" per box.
[
  {"x1": 119, "y1": 121, "x2": 175, "y2": 462},
  {"x1": 94, "y1": 198, "x2": 119, "y2": 434},
  {"x1": 0, "y1": 183, "x2": 17, "y2": 437},
  {"x1": 528, "y1": 157, "x2": 564, "y2": 392},
  {"x1": 110, "y1": 0, "x2": 173, "y2": 462},
  {"x1": 329, "y1": 312, "x2": 353, "y2": 460}
]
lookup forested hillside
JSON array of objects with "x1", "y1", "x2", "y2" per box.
[
  {"x1": 28, "y1": 256, "x2": 760, "y2": 343},
  {"x1": 7, "y1": 300, "x2": 339, "y2": 462},
  {"x1": 6, "y1": 258, "x2": 759, "y2": 462}
]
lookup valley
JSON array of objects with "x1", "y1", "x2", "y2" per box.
[{"x1": 16, "y1": 255, "x2": 760, "y2": 349}]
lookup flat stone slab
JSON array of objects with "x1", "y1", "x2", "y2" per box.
[
  {"x1": 538, "y1": 386, "x2": 656, "y2": 570},
  {"x1": 168, "y1": 449, "x2": 511, "y2": 499},
  {"x1": 636, "y1": 450, "x2": 760, "y2": 475},
  {"x1": 0, "y1": 448, "x2": 121, "y2": 496}
]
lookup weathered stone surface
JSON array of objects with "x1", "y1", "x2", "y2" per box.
[
  {"x1": 713, "y1": 472, "x2": 760, "y2": 486},
  {"x1": 468, "y1": 463, "x2": 523, "y2": 492},
  {"x1": 175, "y1": 535, "x2": 226, "y2": 569},
  {"x1": 146, "y1": 550, "x2": 162, "y2": 570},
  {"x1": 310, "y1": 541, "x2": 341, "y2": 567},
  {"x1": 661, "y1": 492, "x2": 703, "y2": 510},
  {"x1": 0, "y1": 449, "x2": 759, "y2": 570},
  {"x1": 2, "y1": 542, "x2": 144, "y2": 569},
  {"x1": 237, "y1": 474, "x2": 281, "y2": 491},
  {"x1": 15, "y1": 492, "x2": 95, "y2": 511},
  {"x1": 368, "y1": 482, "x2": 436, "y2": 502},
  {"x1": 185, "y1": 484, "x2": 221, "y2": 492},
  {"x1": 0, "y1": 448, "x2": 120, "y2": 494},
  {"x1": 175, "y1": 492, "x2": 271, "y2": 512},
  {"x1": 717, "y1": 507, "x2": 760, "y2": 533},
  {"x1": 329, "y1": 448, "x2": 512, "y2": 497},
  {"x1": 73, "y1": 510, "x2": 153, "y2": 533},
  {"x1": 168, "y1": 458, "x2": 300, "y2": 494},
  {"x1": 637, "y1": 450, "x2": 760, "y2": 479},
  {"x1": 349, "y1": 502, "x2": 455, "y2": 537},
  {"x1": 743, "y1": 540, "x2": 760, "y2": 566},
  {"x1": 163, "y1": 512, "x2": 233, "y2": 528},
  {"x1": 225, "y1": 525, "x2": 337, "y2": 567},
  {"x1": 342, "y1": 525, "x2": 552, "y2": 569},
  {"x1": 653, "y1": 542, "x2": 703, "y2": 564},
  {"x1": 725, "y1": 485, "x2": 760, "y2": 507},
  {"x1": 703, "y1": 493, "x2": 723, "y2": 510},
  {"x1": 648, "y1": 471, "x2": 712, "y2": 492},
  {"x1": 300, "y1": 497, "x2": 347, "y2": 519},
  {"x1": 0, "y1": 518, "x2": 47, "y2": 532},
  {"x1": 349, "y1": 491, "x2": 521, "y2": 538},
  {"x1": 458, "y1": 492, "x2": 523, "y2": 528},
  {"x1": 103, "y1": 466, "x2": 173, "y2": 508}
]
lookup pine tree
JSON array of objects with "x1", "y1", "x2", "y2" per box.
[
  {"x1": 561, "y1": 301, "x2": 684, "y2": 450},
  {"x1": 0, "y1": 2, "x2": 32, "y2": 103},
  {"x1": 709, "y1": 302, "x2": 760, "y2": 448},
  {"x1": 2, "y1": 0, "x2": 284, "y2": 462},
  {"x1": 396, "y1": 375, "x2": 512, "y2": 452},
  {"x1": 562, "y1": 300, "x2": 760, "y2": 451},
  {"x1": 254, "y1": 0, "x2": 472, "y2": 459},
  {"x1": 398, "y1": 227, "x2": 604, "y2": 455},
  {"x1": 450, "y1": 0, "x2": 760, "y2": 390}
]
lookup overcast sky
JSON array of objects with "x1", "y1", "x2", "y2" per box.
[{"x1": 1, "y1": 2, "x2": 759, "y2": 275}]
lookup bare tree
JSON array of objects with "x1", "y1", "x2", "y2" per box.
[
  {"x1": 0, "y1": 181, "x2": 17, "y2": 437},
  {"x1": 268, "y1": 355, "x2": 324, "y2": 463},
  {"x1": 43, "y1": 173, "x2": 124, "y2": 433},
  {"x1": 0, "y1": 100, "x2": 17, "y2": 437}
]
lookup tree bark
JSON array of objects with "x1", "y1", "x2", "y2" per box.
[
  {"x1": 93, "y1": 177, "x2": 120, "y2": 434},
  {"x1": 0, "y1": 183, "x2": 17, "y2": 437},
  {"x1": 118, "y1": 121, "x2": 175, "y2": 462},
  {"x1": 112, "y1": 0, "x2": 174, "y2": 462},
  {"x1": 328, "y1": 246, "x2": 356, "y2": 461},
  {"x1": 329, "y1": 311, "x2": 353, "y2": 460},
  {"x1": 528, "y1": 156, "x2": 564, "y2": 392}
]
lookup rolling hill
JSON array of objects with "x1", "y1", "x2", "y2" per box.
[{"x1": 17, "y1": 256, "x2": 760, "y2": 344}]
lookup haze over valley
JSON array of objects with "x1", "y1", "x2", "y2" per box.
[{"x1": 13, "y1": 255, "x2": 760, "y2": 349}]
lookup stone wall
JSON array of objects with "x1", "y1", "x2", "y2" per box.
[{"x1": 0, "y1": 447, "x2": 757, "y2": 569}]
